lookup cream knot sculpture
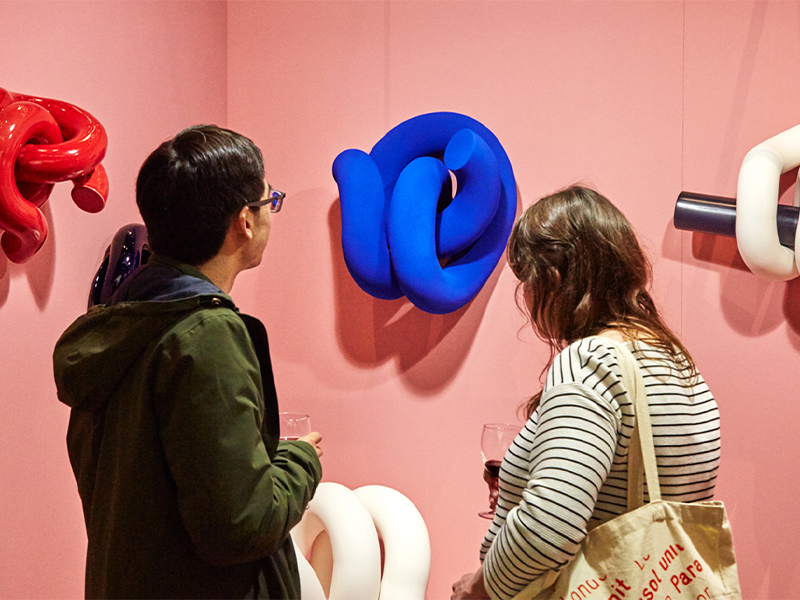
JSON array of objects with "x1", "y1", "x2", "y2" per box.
[
  {"x1": 736, "y1": 123, "x2": 800, "y2": 280},
  {"x1": 291, "y1": 482, "x2": 431, "y2": 600}
]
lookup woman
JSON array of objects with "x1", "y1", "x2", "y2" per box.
[{"x1": 452, "y1": 186, "x2": 720, "y2": 600}]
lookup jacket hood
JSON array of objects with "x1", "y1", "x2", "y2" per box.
[{"x1": 53, "y1": 257, "x2": 235, "y2": 411}]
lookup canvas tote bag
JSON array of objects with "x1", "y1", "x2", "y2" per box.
[{"x1": 510, "y1": 337, "x2": 740, "y2": 600}]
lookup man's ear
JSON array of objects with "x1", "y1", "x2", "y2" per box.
[{"x1": 234, "y1": 206, "x2": 255, "y2": 240}]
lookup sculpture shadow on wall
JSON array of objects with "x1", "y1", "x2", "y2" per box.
[
  {"x1": 1, "y1": 87, "x2": 108, "y2": 310},
  {"x1": 671, "y1": 169, "x2": 800, "y2": 349},
  {"x1": 0, "y1": 201, "x2": 56, "y2": 310},
  {"x1": 328, "y1": 198, "x2": 509, "y2": 396}
]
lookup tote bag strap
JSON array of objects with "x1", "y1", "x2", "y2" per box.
[{"x1": 596, "y1": 336, "x2": 661, "y2": 510}]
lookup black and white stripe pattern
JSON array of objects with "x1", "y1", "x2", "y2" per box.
[{"x1": 480, "y1": 337, "x2": 720, "y2": 600}]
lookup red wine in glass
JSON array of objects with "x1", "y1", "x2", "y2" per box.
[
  {"x1": 479, "y1": 423, "x2": 520, "y2": 519},
  {"x1": 484, "y1": 459, "x2": 502, "y2": 479}
]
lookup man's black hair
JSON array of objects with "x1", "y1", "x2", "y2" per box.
[{"x1": 136, "y1": 125, "x2": 265, "y2": 265}]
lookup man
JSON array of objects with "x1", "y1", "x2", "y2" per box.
[{"x1": 53, "y1": 125, "x2": 322, "y2": 599}]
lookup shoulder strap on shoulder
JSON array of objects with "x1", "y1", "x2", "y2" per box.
[
  {"x1": 595, "y1": 335, "x2": 662, "y2": 509},
  {"x1": 236, "y1": 313, "x2": 280, "y2": 454}
]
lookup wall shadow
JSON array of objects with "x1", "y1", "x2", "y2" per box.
[
  {"x1": 0, "y1": 201, "x2": 56, "y2": 310},
  {"x1": 328, "y1": 198, "x2": 508, "y2": 397},
  {"x1": 26, "y1": 202, "x2": 56, "y2": 309},
  {"x1": 680, "y1": 228, "x2": 800, "y2": 347},
  {"x1": 690, "y1": 231, "x2": 748, "y2": 274},
  {"x1": 0, "y1": 252, "x2": 8, "y2": 306},
  {"x1": 783, "y1": 278, "x2": 800, "y2": 339},
  {"x1": 670, "y1": 153, "x2": 800, "y2": 343}
]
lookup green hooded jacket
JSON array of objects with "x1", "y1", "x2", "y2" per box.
[{"x1": 53, "y1": 257, "x2": 322, "y2": 599}]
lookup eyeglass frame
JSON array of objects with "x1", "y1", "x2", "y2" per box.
[{"x1": 245, "y1": 185, "x2": 285, "y2": 213}]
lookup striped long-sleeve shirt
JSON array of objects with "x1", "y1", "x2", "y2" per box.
[{"x1": 480, "y1": 336, "x2": 720, "y2": 600}]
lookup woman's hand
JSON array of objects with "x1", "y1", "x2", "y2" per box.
[
  {"x1": 297, "y1": 432, "x2": 323, "y2": 457},
  {"x1": 452, "y1": 569, "x2": 490, "y2": 600},
  {"x1": 483, "y1": 466, "x2": 499, "y2": 512}
]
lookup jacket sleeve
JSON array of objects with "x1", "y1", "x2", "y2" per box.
[{"x1": 152, "y1": 309, "x2": 322, "y2": 566}]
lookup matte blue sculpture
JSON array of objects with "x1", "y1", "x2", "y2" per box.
[{"x1": 333, "y1": 112, "x2": 516, "y2": 314}]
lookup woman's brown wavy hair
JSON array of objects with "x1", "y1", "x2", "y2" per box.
[{"x1": 507, "y1": 185, "x2": 696, "y2": 418}]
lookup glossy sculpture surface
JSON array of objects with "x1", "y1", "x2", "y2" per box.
[
  {"x1": 674, "y1": 123, "x2": 800, "y2": 280},
  {"x1": 0, "y1": 88, "x2": 108, "y2": 263}
]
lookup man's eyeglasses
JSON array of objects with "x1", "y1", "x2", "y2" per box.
[{"x1": 245, "y1": 185, "x2": 286, "y2": 213}]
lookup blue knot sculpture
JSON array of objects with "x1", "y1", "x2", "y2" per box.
[{"x1": 333, "y1": 112, "x2": 516, "y2": 315}]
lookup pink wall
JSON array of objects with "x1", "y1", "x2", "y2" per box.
[
  {"x1": 682, "y1": 2, "x2": 800, "y2": 596},
  {"x1": 0, "y1": 2, "x2": 228, "y2": 597},
  {"x1": 2, "y1": 1, "x2": 799, "y2": 598},
  {"x1": 228, "y1": 2, "x2": 800, "y2": 599}
]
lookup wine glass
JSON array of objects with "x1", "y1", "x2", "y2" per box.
[
  {"x1": 279, "y1": 412, "x2": 312, "y2": 441},
  {"x1": 479, "y1": 423, "x2": 520, "y2": 519}
]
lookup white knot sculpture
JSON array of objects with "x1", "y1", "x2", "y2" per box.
[
  {"x1": 736, "y1": 123, "x2": 800, "y2": 280},
  {"x1": 291, "y1": 482, "x2": 431, "y2": 600}
]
